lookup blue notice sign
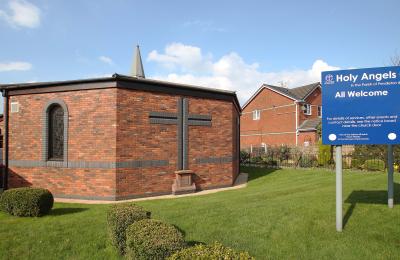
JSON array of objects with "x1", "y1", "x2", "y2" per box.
[{"x1": 322, "y1": 66, "x2": 400, "y2": 145}]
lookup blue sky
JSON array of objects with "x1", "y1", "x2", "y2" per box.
[{"x1": 0, "y1": 0, "x2": 399, "y2": 110}]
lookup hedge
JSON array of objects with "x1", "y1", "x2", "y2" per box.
[
  {"x1": 107, "y1": 203, "x2": 151, "y2": 254},
  {"x1": 0, "y1": 187, "x2": 54, "y2": 217},
  {"x1": 168, "y1": 242, "x2": 254, "y2": 260},
  {"x1": 126, "y1": 219, "x2": 185, "y2": 260},
  {"x1": 318, "y1": 140, "x2": 332, "y2": 166}
]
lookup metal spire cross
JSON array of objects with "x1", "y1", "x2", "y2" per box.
[
  {"x1": 149, "y1": 97, "x2": 212, "y2": 170},
  {"x1": 131, "y1": 45, "x2": 145, "y2": 78}
]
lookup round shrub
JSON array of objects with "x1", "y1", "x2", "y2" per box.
[
  {"x1": 364, "y1": 159, "x2": 385, "y2": 172},
  {"x1": 107, "y1": 203, "x2": 151, "y2": 254},
  {"x1": 0, "y1": 187, "x2": 53, "y2": 217},
  {"x1": 126, "y1": 219, "x2": 185, "y2": 260},
  {"x1": 168, "y1": 242, "x2": 254, "y2": 260}
]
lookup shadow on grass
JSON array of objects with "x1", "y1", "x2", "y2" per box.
[
  {"x1": 240, "y1": 165, "x2": 278, "y2": 182},
  {"x1": 173, "y1": 225, "x2": 205, "y2": 247},
  {"x1": 50, "y1": 207, "x2": 88, "y2": 216},
  {"x1": 343, "y1": 182, "x2": 400, "y2": 227},
  {"x1": 186, "y1": 240, "x2": 206, "y2": 247}
]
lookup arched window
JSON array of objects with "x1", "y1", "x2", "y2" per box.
[
  {"x1": 48, "y1": 105, "x2": 64, "y2": 160},
  {"x1": 42, "y1": 99, "x2": 68, "y2": 164}
]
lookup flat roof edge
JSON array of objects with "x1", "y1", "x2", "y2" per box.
[
  {"x1": 0, "y1": 74, "x2": 241, "y2": 112},
  {"x1": 0, "y1": 74, "x2": 236, "y2": 96}
]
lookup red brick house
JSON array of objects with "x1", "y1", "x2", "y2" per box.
[
  {"x1": 241, "y1": 82, "x2": 321, "y2": 150},
  {"x1": 0, "y1": 74, "x2": 240, "y2": 200}
]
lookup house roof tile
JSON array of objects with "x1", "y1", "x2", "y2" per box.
[
  {"x1": 242, "y1": 82, "x2": 321, "y2": 109},
  {"x1": 298, "y1": 118, "x2": 321, "y2": 131}
]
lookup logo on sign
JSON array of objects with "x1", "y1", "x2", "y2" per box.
[{"x1": 325, "y1": 74, "x2": 334, "y2": 85}]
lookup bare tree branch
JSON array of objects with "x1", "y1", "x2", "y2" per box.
[{"x1": 390, "y1": 52, "x2": 400, "y2": 66}]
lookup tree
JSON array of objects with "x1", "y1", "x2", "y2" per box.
[{"x1": 390, "y1": 53, "x2": 400, "y2": 66}]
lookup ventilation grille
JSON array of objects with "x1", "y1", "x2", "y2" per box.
[{"x1": 10, "y1": 102, "x2": 19, "y2": 113}]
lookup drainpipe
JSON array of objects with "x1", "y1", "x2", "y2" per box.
[
  {"x1": 295, "y1": 101, "x2": 298, "y2": 146},
  {"x1": 238, "y1": 113, "x2": 241, "y2": 166},
  {"x1": 2, "y1": 90, "x2": 9, "y2": 190}
]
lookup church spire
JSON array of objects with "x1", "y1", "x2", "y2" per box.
[{"x1": 131, "y1": 45, "x2": 145, "y2": 78}]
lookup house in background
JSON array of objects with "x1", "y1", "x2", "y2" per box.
[{"x1": 241, "y1": 82, "x2": 322, "y2": 151}]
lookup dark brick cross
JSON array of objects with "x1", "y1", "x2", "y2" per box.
[{"x1": 149, "y1": 97, "x2": 212, "y2": 170}]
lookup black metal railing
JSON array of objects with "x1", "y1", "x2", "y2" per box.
[{"x1": 240, "y1": 145, "x2": 400, "y2": 172}]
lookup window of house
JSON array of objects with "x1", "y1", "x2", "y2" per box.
[
  {"x1": 252, "y1": 110, "x2": 261, "y2": 120},
  {"x1": 303, "y1": 104, "x2": 311, "y2": 115},
  {"x1": 48, "y1": 104, "x2": 64, "y2": 160},
  {"x1": 261, "y1": 143, "x2": 267, "y2": 153},
  {"x1": 318, "y1": 106, "x2": 322, "y2": 117},
  {"x1": 10, "y1": 102, "x2": 19, "y2": 113}
]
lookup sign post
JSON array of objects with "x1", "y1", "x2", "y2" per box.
[
  {"x1": 388, "y1": 144, "x2": 394, "y2": 208},
  {"x1": 335, "y1": 145, "x2": 343, "y2": 232},
  {"x1": 322, "y1": 66, "x2": 400, "y2": 231}
]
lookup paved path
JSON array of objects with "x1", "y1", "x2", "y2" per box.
[{"x1": 55, "y1": 172, "x2": 248, "y2": 204}]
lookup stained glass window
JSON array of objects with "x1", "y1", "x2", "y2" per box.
[{"x1": 48, "y1": 105, "x2": 64, "y2": 160}]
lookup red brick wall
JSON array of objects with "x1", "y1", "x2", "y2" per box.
[
  {"x1": 241, "y1": 87, "x2": 297, "y2": 148},
  {"x1": 298, "y1": 131, "x2": 319, "y2": 146},
  {"x1": 297, "y1": 87, "x2": 321, "y2": 146},
  {"x1": 5, "y1": 86, "x2": 239, "y2": 199},
  {"x1": 116, "y1": 89, "x2": 178, "y2": 198},
  {"x1": 116, "y1": 89, "x2": 239, "y2": 198},
  {"x1": 7, "y1": 88, "x2": 117, "y2": 199},
  {"x1": 298, "y1": 87, "x2": 321, "y2": 126},
  {"x1": 188, "y1": 97, "x2": 237, "y2": 190},
  {"x1": 241, "y1": 86, "x2": 322, "y2": 149}
]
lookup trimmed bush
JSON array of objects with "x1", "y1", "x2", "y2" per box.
[
  {"x1": 126, "y1": 219, "x2": 185, "y2": 260},
  {"x1": 260, "y1": 154, "x2": 278, "y2": 167},
  {"x1": 168, "y1": 242, "x2": 254, "y2": 260},
  {"x1": 342, "y1": 161, "x2": 351, "y2": 169},
  {"x1": 351, "y1": 159, "x2": 363, "y2": 169},
  {"x1": 249, "y1": 155, "x2": 262, "y2": 164},
  {"x1": 240, "y1": 150, "x2": 250, "y2": 164},
  {"x1": 278, "y1": 145, "x2": 291, "y2": 161},
  {"x1": 299, "y1": 155, "x2": 318, "y2": 168},
  {"x1": 364, "y1": 159, "x2": 385, "y2": 172},
  {"x1": 107, "y1": 203, "x2": 151, "y2": 254},
  {"x1": 0, "y1": 187, "x2": 53, "y2": 217},
  {"x1": 318, "y1": 140, "x2": 332, "y2": 166}
]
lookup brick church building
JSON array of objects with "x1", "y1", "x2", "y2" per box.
[
  {"x1": 0, "y1": 47, "x2": 241, "y2": 200},
  {"x1": 241, "y1": 82, "x2": 322, "y2": 150}
]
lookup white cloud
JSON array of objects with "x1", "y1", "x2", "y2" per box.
[
  {"x1": 99, "y1": 56, "x2": 114, "y2": 65},
  {"x1": 0, "y1": 61, "x2": 32, "y2": 72},
  {"x1": 0, "y1": 0, "x2": 41, "y2": 28},
  {"x1": 147, "y1": 43, "x2": 341, "y2": 105},
  {"x1": 148, "y1": 43, "x2": 212, "y2": 73}
]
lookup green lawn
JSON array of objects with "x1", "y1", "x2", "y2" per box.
[{"x1": 1, "y1": 167, "x2": 400, "y2": 259}]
